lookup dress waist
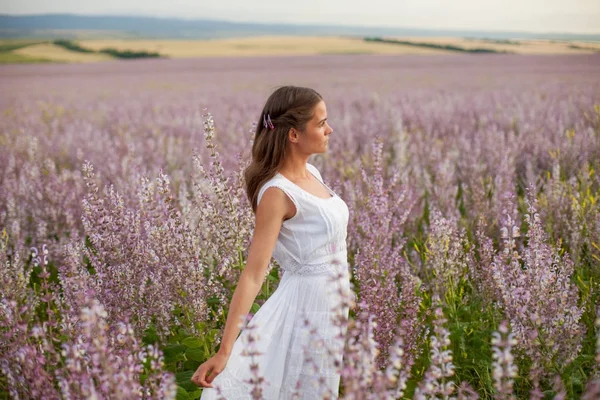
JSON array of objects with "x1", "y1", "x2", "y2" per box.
[{"x1": 281, "y1": 252, "x2": 348, "y2": 276}]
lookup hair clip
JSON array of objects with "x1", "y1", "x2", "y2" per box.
[{"x1": 263, "y1": 114, "x2": 275, "y2": 130}]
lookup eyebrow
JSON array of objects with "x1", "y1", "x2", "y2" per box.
[{"x1": 318, "y1": 117, "x2": 327, "y2": 124}]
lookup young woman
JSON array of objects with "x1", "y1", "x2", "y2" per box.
[{"x1": 192, "y1": 86, "x2": 351, "y2": 399}]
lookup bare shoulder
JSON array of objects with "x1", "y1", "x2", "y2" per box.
[
  {"x1": 257, "y1": 186, "x2": 288, "y2": 221},
  {"x1": 244, "y1": 186, "x2": 290, "y2": 285},
  {"x1": 257, "y1": 185, "x2": 296, "y2": 222},
  {"x1": 258, "y1": 186, "x2": 287, "y2": 209}
]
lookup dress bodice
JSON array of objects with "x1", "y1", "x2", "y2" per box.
[{"x1": 257, "y1": 163, "x2": 349, "y2": 275}]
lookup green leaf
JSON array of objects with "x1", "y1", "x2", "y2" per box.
[
  {"x1": 169, "y1": 328, "x2": 191, "y2": 343},
  {"x1": 175, "y1": 370, "x2": 198, "y2": 392},
  {"x1": 250, "y1": 302, "x2": 260, "y2": 314},
  {"x1": 183, "y1": 359, "x2": 202, "y2": 371},
  {"x1": 182, "y1": 337, "x2": 203, "y2": 349},
  {"x1": 188, "y1": 389, "x2": 203, "y2": 399},
  {"x1": 194, "y1": 321, "x2": 207, "y2": 332},
  {"x1": 186, "y1": 347, "x2": 207, "y2": 362},
  {"x1": 163, "y1": 343, "x2": 187, "y2": 358},
  {"x1": 176, "y1": 386, "x2": 190, "y2": 400}
]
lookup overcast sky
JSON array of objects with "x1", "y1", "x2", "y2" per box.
[{"x1": 1, "y1": 0, "x2": 599, "y2": 34}]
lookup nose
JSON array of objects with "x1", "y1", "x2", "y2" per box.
[{"x1": 326, "y1": 123, "x2": 333, "y2": 135}]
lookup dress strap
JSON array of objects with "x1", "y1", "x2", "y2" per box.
[
  {"x1": 306, "y1": 163, "x2": 323, "y2": 183},
  {"x1": 307, "y1": 162, "x2": 336, "y2": 197}
]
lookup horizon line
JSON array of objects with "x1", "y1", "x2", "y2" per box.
[{"x1": 1, "y1": 12, "x2": 599, "y2": 37}]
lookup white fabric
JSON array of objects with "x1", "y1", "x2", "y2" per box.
[{"x1": 200, "y1": 162, "x2": 350, "y2": 399}]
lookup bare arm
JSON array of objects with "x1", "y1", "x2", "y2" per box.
[
  {"x1": 217, "y1": 187, "x2": 294, "y2": 355},
  {"x1": 192, "y1": 186, "x2": 297, "y2": 388}
]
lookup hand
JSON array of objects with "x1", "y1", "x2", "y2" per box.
[{"x1": 191, "y1": 352, "x2": 230, "y2": 388}]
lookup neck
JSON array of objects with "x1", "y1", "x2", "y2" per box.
[{"x1": 279, "y1": 152, "x2": 311, "y2": 180}]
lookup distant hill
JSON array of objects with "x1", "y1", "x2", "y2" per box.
[{"x1": 1, "y1": 13, "x2": 599, "y2": 41}]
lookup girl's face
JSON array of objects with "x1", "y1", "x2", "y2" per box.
[{"x1": 291, "y1": 100, "x2": 333, "y2": 154}]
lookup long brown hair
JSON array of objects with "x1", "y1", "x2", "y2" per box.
[{"x1": 244, "y1": 86, "x2": 323, "y2": 213}]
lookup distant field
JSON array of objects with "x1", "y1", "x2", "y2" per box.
[
  {"x1": 78, "y1": 36, "x2": 455, "y2": 57},
  {"x1": 0, "y1": 40, "x2": 51, "y2": 63},
  {"x1": 0, "y1": 39, "x2": 47, "y2": 52},
  {"x1": 0, "y1": 51, "x2": 51, "y2": 64},
  {"x1": 13, "y1": 43, "x2": 114, "y2": 63},
  {"x1": 79, "y1": 36, "x2": 600, "y2": 58},
  {"x1": 0, "y1": 36, "x2": 598, "y2": 64},
  {"x1": 388, "y1": 36, "x2": 600, "y2": 54}
]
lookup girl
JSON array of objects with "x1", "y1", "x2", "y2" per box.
[{"x1": 192, "y1": 86, "x2": 351, "y2": 399}]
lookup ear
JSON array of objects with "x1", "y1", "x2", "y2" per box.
[{"x1": 288, "y1": 127, "x2": 299, "y2": 144}]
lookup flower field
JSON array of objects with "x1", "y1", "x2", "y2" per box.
[{"x1": 1, "y1": 53, "x2": 600, "y2": 399}]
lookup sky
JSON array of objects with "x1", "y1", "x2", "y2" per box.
[{"x1": 1, "y1": 0, "x2": 599, "y2": 34}]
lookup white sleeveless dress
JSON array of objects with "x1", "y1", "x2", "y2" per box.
[{"x1": 200, "y1": 162, "x2": 350, "y2": 399}]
